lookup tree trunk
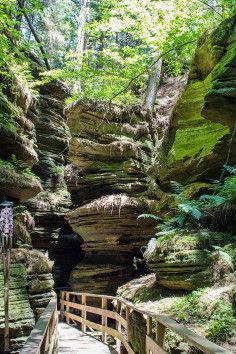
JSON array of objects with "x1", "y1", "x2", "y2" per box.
[
  {"x1": 74, "y1": 0, "x2": 88, "y2": 92},
  {"x1": 143, "y1": 57, "x2": 162, "y2": 111},
  {"x1": 17, "y1": 0, "x2": 51, "y2": 70}
]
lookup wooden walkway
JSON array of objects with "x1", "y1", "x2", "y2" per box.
[
  {"x1": 58, "y1": 322, "x2": 117, "y2": 354},
  {"x1": 20, "y1": 292, "x2": 233, "y2": 354}
]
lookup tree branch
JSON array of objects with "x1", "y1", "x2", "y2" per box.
[
  {"x1": 110, "y1": 39, "x2": 196, "y2": 102},
  {"x1": 195, "y1": 0, "x2": 224, "y2": 19},
  {"x1": 17, "y1": 0, "x2": 51, "y2": 70}
]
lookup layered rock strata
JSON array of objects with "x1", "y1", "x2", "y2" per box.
[
  {"x1": 28, "y1": 80, "x2": 71, "y2": 250},
  {"x1": 0, "y1": 75, "x2": 64, "y2": 351},
  {"x1": 144, "y1": 230, "x2": 236, "y2": 290},
  {"x1": 66, "y1": 102, "x2": 161, "y2": 293}
]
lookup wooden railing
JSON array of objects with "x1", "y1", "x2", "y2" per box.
[
  {"x1": 60, "y1": 291, "x2": 232, "y2": 354},
  {"x1": 20, "y1": 298, "x2": 58, "y2": 354}
]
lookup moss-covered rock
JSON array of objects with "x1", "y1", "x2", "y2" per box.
[
  {"x1": 160, "y1": 15, "x2": 236, "y2": 186},
  {"x1": 11, "y1": 248, "x2": 55, "y2": 320},
  {"x1": 0, "y1": 92, "x2": 38, "y2": 165},
  {"x1": 144, "y1": 230, "x2": 236, "y2": 290},
  {"x1": 0, "y1": 166, "x2": 42, "y2": 202},
  {"x1": 0, "y1": 261, "x2": 35, "y2": 353}
]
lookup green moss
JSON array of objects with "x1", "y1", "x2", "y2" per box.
[
  {"x1": 0, "y1": 165, "x2": 40, "y2": 189},
  {"x1": 27, "y1": 250, "x2": 52, "y2": 274},
  {"x1": 0, "y1": 93, "x2": 18, "y2": 133},
  {"x1": 211, "y1": 41, "x2": 236, "y2": 82},
  {"x1": 183, "y1": 182, "x2": 212, "y2": 199},
  {"x1": 0, "y1": 263, "x2": 35, "y2": 327},
  {"x1": 28, "y1": 278, "x2": 54, "y2": 294},
  {"x1": 168, "y1": 77, "x2": 229, "y2": 164}
]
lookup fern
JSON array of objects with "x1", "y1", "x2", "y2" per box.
[
  {"x1": 199, "y1": 195, "x2": 225, "y2": 206},
  {"x1": 170, "y1": 180, "x2": 184, "y2": 195},
  {"x1": 223, "y1": 164, "x2": 236, "y2": 175},
  {"x1": 178, "y1": 203, "x2": 202, "y2": 220},
  {"x1": 137, "y1": 214, "x2": 162, "y2": 221}
]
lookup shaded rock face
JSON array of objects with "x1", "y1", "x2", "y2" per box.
[
  {"x1": 65, "y1": 77, "x2": 186, "y2": 294},
  {"x1": 22, "y1": 80, "x2": 84, "y2": 292},
  {"x1": 160, "y1": 15, "x2": 236, "y2": 186},
  {"x1": 66, "y1": 103, "x2": 152, "y2": 205},
  {"x1": 28, "y1": 80, "x2": 71, "y2": 250}
]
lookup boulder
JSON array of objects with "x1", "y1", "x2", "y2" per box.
[
  {"x1": 0, "y1": 166, "x2": 42, "y2": 202},
  {"x1": 144, "y1": 230, "x2": 235, "y2": 290}
]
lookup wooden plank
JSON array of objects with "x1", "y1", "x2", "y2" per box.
[
  {"x1": 61, "y1": 311, "x2": 135, "y2": 354},
  {"x1": 65, "y1": 292, "x2": 70, "y2": 324},
  {"x1": 126, "y1": 306, "x2": 131, "y2": 343},
  {"x1": 66, "y1": 291, "x2": 114, "y2": 300},
  {"x1": 61, "y1": 292, "x2": 233, "y2": 354},
  {"x1": 81, "y1": 294, "x2": 86, "y2": 332},
  {"x1": 116, "y1": 297, "x2": 232, "y2": 354},
  {"x1": 156, "y1": 322, "x2": 165, "y2": 348},
  {"x1": 60, "y1": 300, "x2": 127, "y2": 328},
  {"x1": 116, "y1": 300, "x2": 122, "y2": 352},
  {"x1": 147, "y1": 315, "x2": 152, "y2": 337},
  {"x1": 20, "y1": 298, "x2": 57, "y2": 354},
  {"x1": 102, "y1": 297, "x2": 107, "y2": 343},
  {"x1": 146, "y1": 335, "x2": 167, "y2": 354}
]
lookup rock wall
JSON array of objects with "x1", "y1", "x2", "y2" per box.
[
  {"x1": 66, "y1": 103, "x2": 159, "y2": 293},
  {"x1": 142, "y1": 15, "x2": 236, "y2": 292},
  {"x1": 0, "y1": 249, "x2": 54, "y2": 353},
  {"x1": 0, "y1": 74, "x2": 76, "y2": 351},
  {"x1": 24, "y1": 80, "x2": 83, "y2": 291},
  {"x1": 160, "y1": 15, "x2": 236, "y2": 186}
]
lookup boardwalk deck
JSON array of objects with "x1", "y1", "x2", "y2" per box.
[{"x1": 58, "y1": 322, "x2": 118, "y2": 354}]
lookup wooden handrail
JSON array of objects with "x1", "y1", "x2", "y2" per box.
[
  {"x1": 60, "y1": 291, "x2": 232, "y2": 354},
  {"x1": 20, "y1": 298, "x2": 58, "y2": 354}
]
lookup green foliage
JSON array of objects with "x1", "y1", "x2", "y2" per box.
[
  {"x1": 139, "y1": 164, "x2": 236, "y2": 234},
  {"x1": 206, "y1": 300, "x2": 236, "y2": 342},
  {"x1": 0, "y1": 111, "x2": 16, "y2": 133},
  {"x1": 1, "y1": 0, "x2": 236, "y2": 103},
  {"x1": 164, "y1": 290, "x2": 236, "y2": 348},
  {"x1": 27, "y1": 0, "x2": 236, "y2": 104},
  {"x1": 0, "y1": 155, "x2": 37, "y2": 178},
  {"x1": 171, "y1": 289, "x2": 206, "y2": 323}
]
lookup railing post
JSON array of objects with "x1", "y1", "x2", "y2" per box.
[
  {"x1": 156, "y1": 322, "x2": 165, "y2": 349},
  {"x1": 54, "y1": 304, "x2": 59, "y2": 354},
  {"x1": 146, "y1": 315, "x2": 152, "y2": 354},
  {"x1": 126, "y1": 305, "x2": 130, "y2": 343},
  {"x1": 81, "y1": 294, "x2": 87, "y2": 332},
  {"x1": 60, "y1": 291, "x2": 64, "y2": 321},
  {"x1": 147, "y1": 315, "x2": 152, "y2": 337},
  {"x1": 116, "y1": 300, "x2": 122, "y2": 352},
  {"x1": 101, "y1": 297, "x2": 107, "y2": 343},
  {"x1": 65, "y1": 292, "x2": 70, "y2": 324}
]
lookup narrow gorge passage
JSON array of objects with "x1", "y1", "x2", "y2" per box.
[{"x1": 0, "y1": 1, "x2": 236, "y2": 353}]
